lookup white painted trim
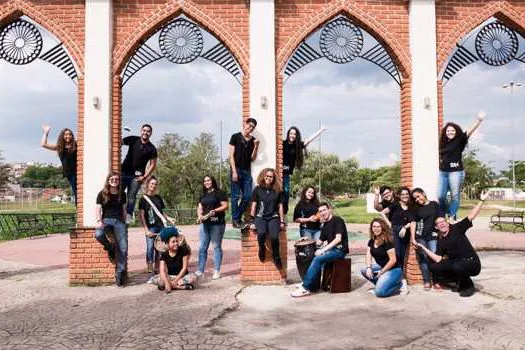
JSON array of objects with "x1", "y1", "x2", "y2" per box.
[
  {"x1": 409, "y1": 0, "x2": 439, "y2": 199},
  {"x1": 249, "y1": 0, "x2": 276, "y2": 179},
  {"x1": 83, "y1": 0, "x2": 113, "y2": 226}
]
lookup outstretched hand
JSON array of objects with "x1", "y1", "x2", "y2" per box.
[
  {"x1": 42, "y1": 124, "x2": 51, "y2": 133},
  {"x1": 477, "y1": 111, "x2": 486, "y2": 121},
  {"x1": 480, "y1": 190, "x2": 489, "y2": 202},
  {"x1": 373, "y1": 185, "x2": 380, "y2": 195}
]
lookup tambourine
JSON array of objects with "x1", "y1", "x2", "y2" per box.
[{"x1": 154, "y1": 235, "x2": 167, "y2": 253}]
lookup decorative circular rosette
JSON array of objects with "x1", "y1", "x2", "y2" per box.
[
  {"x1": 475, "y1": 22, "x2": 518, "y2": 66},
  {"x1": 320, "y1": 18, "x2": 363, "y2": 64},
  {"x1": 159, "y1": 19, "x2": 204, "y2": 64},
  {"x1": 0, "y1": 20, "x2": 43, "y2": 65}
]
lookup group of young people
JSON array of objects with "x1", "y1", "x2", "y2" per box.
[{"x1": 40, "y1": 110, "x2": 485, "y2": 294}]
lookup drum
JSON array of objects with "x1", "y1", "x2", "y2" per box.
[{"x1": 294, "y1": 239, "x2": 320, "y2": 291}]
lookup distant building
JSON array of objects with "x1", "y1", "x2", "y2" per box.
[{"x1": 486, "y1": 188, "x2": 525, "y2": 201}]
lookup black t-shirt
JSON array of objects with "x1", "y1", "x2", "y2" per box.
[
  {"x1": 379, "y1": 199, "x2": 395, "y2": 220},
  {"x1": 229, "y1": 132, "x2": 255, "y2": 171},
  {"x1": 251, "y1": 186, "x2": 283, "y2": 219},
  {"x1": 59, "y1": 143, "x2": 77, "y2": 177},
  {"x1": 160, "y1": 245, "x2": 190, "y2": 276},
  {"x1": 320, "y1": 215, "x2": 349, "y2": 254},
  {"x1": 368, "y1": 239, "x2": 396, "y2": 268},
  {"x1": 96, "y1": 191, "x2": 126, "y2": 221},
  {"x1": 436, "y1": 218, "x2": 478, "y2": 261},
  {"x1": 282, "y1": 140, "x2": 304, "y2": 175},
  {"x1": 121, "y1": 136, "x2": 158, "y2": 175},
  {"x1": 414, "y1": 201, "x2": 443, "y2": 240},
  {"x1": 440, "y1": 131, "x2": 468, "y2": 172},
  {"x1": 138, "y1": 195, "x2": 165, "y2": 229},
  {"x1": 199, "y1": 190, "x2": 228, "y2": 225},
  {"x1": 387, "y1": 202, "x2": 414, "y2": 227},
  {"x1": 293, "y1": 201, "x2": 320, "y2": 230}
]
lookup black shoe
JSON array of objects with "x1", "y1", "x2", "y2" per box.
[
  {"x1": 273, "y1": 257, "x2": 283, "y2": 270},
  {"x1": 459, "y1": 286, "x2": 475, "y2": 297},
  {"x1": 258, "y1": 247, "x2": 265, "y2": 262},
  {"x1": 115, "y1": 272, "x2": 124, "y2": 288},
  {"x1": 232, "y1": 221, "x2": 241, "y2": 229}
]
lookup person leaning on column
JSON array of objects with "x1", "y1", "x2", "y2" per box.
[{"x1": 417, "y1": 191, "x2": 489, "y2": 297}]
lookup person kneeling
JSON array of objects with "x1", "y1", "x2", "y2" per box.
[
  {"x1": 291, "y1": 202, "x2": 349, "y2": 297},
  {"x1": 153, "y1": 233, "x2": 196, "y2": 293},
  {"x1": 361, "y1": 218, "x2": 407, "y2": 297},
  {"x1": 417, "y1": 192, "x2": 488, "y2": 297}
]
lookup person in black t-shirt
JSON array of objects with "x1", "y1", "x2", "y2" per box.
[
  {"x1": 373, "y1": 185, "x2": 395, "y2": 219},
  {"x1": 94, "y1": 172, "x2": 128, "y2": 287},
  {"x1": 418, "y1": 192, "x2": 488, "y2": 297},
  {"x1": 196, "y1": 175, "x2": 228, "y2": 280},
  {"x1": 438, "y1": 112, "x2": 485, "y2": 221},
  {"x1": 138, "y1": 176, "x2": 176, "y2": 282},
  {"x1": 360, "y1": 218, "x2": 406, "y2": 297},
  {"x1": 292, "y1": 202, "x2": 349, "y2": 298},
  {"x1": 293, "y1": 186, "x2": 321, "y2": 240},
  {"x1": 410, "y1": 188, "x2": 444, "y2": 290},
  {"x1": 229, "y1": 118, "x2": 259, "y2": 228},
  {"x1": 121, "y1": 124, "x2": 158, "y2": 223},
  {"x1": 248, "y1": 168, "x2": 285, "y2": 270},
  {"x1": 41, "y1": 125, "x2": 77, "y2": 205},
  {"x1": 153, "y1": 234, "x2": 196, "y2": 293},
  {"x1": 282, "y1": 126, "x2": 326, "y2": 214}
]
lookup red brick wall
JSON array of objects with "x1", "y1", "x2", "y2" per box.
[
  {"x1": 241, "y1": 229, "x2": 287, "y2": 283},
  {"x1": 400, "y1": 79, "x2": 412, "y2": 187}
]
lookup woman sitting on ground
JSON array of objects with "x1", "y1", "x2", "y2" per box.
[
  {"x1": 361, "y1": 218, "x2": 407, "y2": 297},
  {"x1": 154, "y1": 232, "x2": 196, "y2": 293},
  {"x1": 293, "y1": 186, "x2": 321, "y2": 240}
]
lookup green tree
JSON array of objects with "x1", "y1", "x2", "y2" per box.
[
  {"x1": 500, "y1": 160, "x2": 525, "y2": 190},
  {"x1": 371, "y1": 163, "x2": 401, "y2": 189},
  {"x1": 0, "y1": 150, "x2": 10, "y2": 190},
  {"x1": 19, "y1": 164, "x2": 68, "y2": 188},
  {"x1": 463, "y1": 150, "x2": 495, "y2": 198}
]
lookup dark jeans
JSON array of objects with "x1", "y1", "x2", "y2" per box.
[
  {"x1": 302, "y1": 248, "x2": 345, "y2": 291},
  {"x1": 392, "y1": 225, "x2": 409, "y2": 270},
  {"x1": 430, "y1": 256, "x2": 481, "y2": 291},
  {"x1": 255, "y1": 217, "x2": 280, "y2": 262},
  {"x1": 65, "y1": 173, "x2": 77, "y2": 206},
  {"x1": 230, "y1": 168, "x2": 252, "y2": 222},
  {"x1": 122, "y1": 174, "x2": 142, "y2": 215},
  {"x1": 283, "y1": 173, "x2": 290, "y2": 214},
  {"x1": 145, "y1": 226, "x2": 161, "y2": 264},
  {"x1": 417, "y1": 238, "x2": 437, "y2": 284},
  {"x1": 95, "y1": 218, "x2": 128, "y2": 273}
]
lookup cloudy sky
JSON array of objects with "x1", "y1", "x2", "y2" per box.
[{"x1": 1, "y1": 17, "x2": 525, "y2": 173}]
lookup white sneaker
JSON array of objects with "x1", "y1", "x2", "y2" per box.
[
  {"x1": 400, "y1": 279, "x2": 409, "y2": 295},
  {"x1": 291, "y1": 286, "x2": 311, "y2": 298},
  {"x1": 194, "y1": 271, "x2": 203, "y2": 278},
  {"x1": 367, "y1": 288, "x2": 376, "y2": 296},
  {"x1": 125, "y1": 213, "x2": 133, "y2": 225},
  {"x1": 146, "y1": 275, "x2": 155, "y2": 284},
  {"x1": 212, "y1": 271, "x2": 221, "y2": 280}
]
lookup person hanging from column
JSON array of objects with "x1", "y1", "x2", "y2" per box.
[
  {"x1": 248, "y1": 168, "x2": 285, "y2": 270},
  {"x1": 282, "y1": 126, "x2": 326, "y2": 214},
  {"x1": 293, "y1": 185, "x2": 321, "y2": 240},
  {"x1": 94, "y1": 172, "x2": 128, "y2": 287},
  {"x1": 438, "y1": 112, "x2": 485, "y2": 222},
  {"x1": 410, "y1": 188, "x2": 444, "y2": 291},
  {"x1": 229, "y1": 118, "x2": 259, "y2": 228},
  {"x1": 121, "y1": 124, "x2": 158, "y2": 224},
  {"x1": 41, "y1": 125, "x2": 77, "y2": 205},
  {"x1": 417, "y1": 191, "x2": 489, "y2": 297}
]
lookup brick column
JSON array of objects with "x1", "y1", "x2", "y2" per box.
[
  {"x1": 241, "y1": 228, "x2": 287, "y2": 283},
  {"x1": 70, "y1": 227, "x2": 114, "y2": 285}
]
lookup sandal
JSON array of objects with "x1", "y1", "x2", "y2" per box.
[
  {"x1": 183, "y1": 283, "x2": 195, "y2": 290},
  {"x1": 433, "y1": 283, "x2": 444, "y2": 291},
  {"x1": 424, "y1": 283, "x2": 431, "y2": 291}
]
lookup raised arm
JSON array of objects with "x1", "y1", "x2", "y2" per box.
[
  {"x1": 466, "y1": 111, "x2": 485, "y2": 138},
  {"x1": 303, "y1": 127, "x2": 327, "y2": 148},
  {"x1": 467, "y1": 191, "x2": 489, "y2": 222},
  {"x1": 41, "y1": 125, "x2": 58, "y2": 151},
  {"x1": 373, "y1": 186, "x2": 383, "y2": 212},
  {"x1": 380, "y1": 208, "x2": 392, "y2": 227},
  {"x1": 417, "y1": 243, "x2": 442, "y2": 263}
]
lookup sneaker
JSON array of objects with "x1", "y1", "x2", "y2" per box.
[
  {"x1": 212, "y1": 271, "x2": 220, "y2": 280},
  {"x1": 125, "y1": 213, "x2": 133, "y2": 225},
  {"x1": 424, "y1": 283, "x2": 432, "y2": 291},
  {"x1": 433, "y1": 283, "x2": 444, "y2": 291},
  {"x1": 115, "y1": 272, "x2": 124, "y2": 288},
  {"x1": 146, "y1": 275, "x2": 155, "y2": 284},
  {"x1": 232, "y1": 220, "x2": 241, "y2": 228},
  {"x1": 367, "y1": 288, "x2": 376, "y2": 296},
  {"x1": 195, "y1": 270, "x2": 203, "y2": 278},
  {"x1": 459, "y1": 286, "x2": 475, "y2": 297},
  {"x1": 400, "y1": 279, "x2": 409, "y2": 295},
  {"x1": 291, "y1": 286, "x2": 310, "y2": 298}
]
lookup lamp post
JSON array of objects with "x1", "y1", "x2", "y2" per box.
[{"x1": 502, "y1": 81, "x2": 521, "y2": 209}]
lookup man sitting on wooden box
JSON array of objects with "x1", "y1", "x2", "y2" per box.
[{"x1": 291, "y1": 202, "x2": 349, "y2": 298}]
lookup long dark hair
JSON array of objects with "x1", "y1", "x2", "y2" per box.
[
  {"x1": 101, "y1": 171, "x2": 122, "y2": 204},
  {"x1": 439, "y1": 122, "x2": 464, "y2": 149},
  {"x1": 56, "y1": 128, "x2": 76, "y2": 155},
  {"x1": 285, "y1": 126, "x2": 305, "y2": 169},
  {"x1": 397, "y1": 186, "x2": 413, "y2": 209},
  {"x1": 299, "y1": 186, "x2": 320, "y2": 206},
  {"x1": 201, "y1": 175, "x2": 219, "y2": 194}
]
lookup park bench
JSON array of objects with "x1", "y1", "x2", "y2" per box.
[
  {"x1": 0, "y1": 212, "x2": 76, "y2": 239},
  {"x1": 11, "y1": 214, "x2": 49, "y2": 239},
  {"x1": 50, "y1": 212, "x2": 77, "y2": 233},
  {"x1": 489, "y1": 210, "x2": 525, "y2": 233}
]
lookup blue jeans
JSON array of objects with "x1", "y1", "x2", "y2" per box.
[
  {"x1": 65, "y1": 173, "x2": 77, "y2": 206},
  {"x1": 299, "y1": 228, "x2": 321, "y2": 241},
  {"x1": 283, "y1": 173, "x2": 291, "y2": 214},
  {"x1": 230, "y1": 168, "x2": 252, "y2": 222},
  {"x1": 95, "y1": 218, "x2": 128, "y2": 273},
  {"x1": 417, "y1": 238, "x2": 437, "y2": 283},
  {"x1": 392, "y1": 225, "x2": 409, "y2": 270},
  {"x1": 438, "y1": 170, "x2": 465, "y2": 218},
  {"x1": 302, "y1": 248, "x2": 345, "y2": 291},
  {"x1": 198, "y1": 223, "x2": 225, "y2": 273},
  {"x1": 360, "y1": 264, "x2": 402, "y2": 297},
  {"x1": 145, "y1": 226, "x2": 161, "y2": 264},
  {"x1": 122, "y1": 174, "x2": 142, "y2": 215}
]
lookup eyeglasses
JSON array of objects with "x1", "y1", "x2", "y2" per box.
[
  {"x1": 264, "y1": 175, "x2": 274, "y2": 179},
  {"x1": 109, "y1": 177, "x2": 119, "y2": 182}
]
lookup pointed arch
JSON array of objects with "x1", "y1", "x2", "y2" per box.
[{"x1": 113, "y1": 0, "x2": 248, "y2": 76}]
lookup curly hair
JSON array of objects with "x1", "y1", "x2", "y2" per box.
[
  {"x1": 285, "y1": 126, "x2": 305, "y2": 169},
  {"x1": 298, "y1": 186, "x2": 320, "y2": 206},
  {"x1": 439, "y1": 122, "x2": 464, "y2": 150},
  {"x1": 101, "y1": 171, "x2": 122, "y2": 204},
  {"x1": 56, "y1": 128, "x2": 76, "y2": 156},
  {"x1": 256, "y1": 168, "x2": 282, "y2": 193},
  {"x1": 369, "y1": 218, "x2": 393, "y2": 246}
]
